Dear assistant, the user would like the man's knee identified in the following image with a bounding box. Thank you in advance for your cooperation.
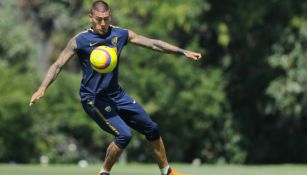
[115,132,132,149]
[145,122,160,141]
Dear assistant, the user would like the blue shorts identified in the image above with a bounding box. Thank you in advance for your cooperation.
[81,91,160,149]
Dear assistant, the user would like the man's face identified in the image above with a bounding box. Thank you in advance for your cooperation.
[89,10,111,35]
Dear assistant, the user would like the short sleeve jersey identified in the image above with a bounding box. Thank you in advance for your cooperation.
[75,26,129,101]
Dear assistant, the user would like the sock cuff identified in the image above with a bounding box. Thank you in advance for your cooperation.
[99,167,110,174]
[160,165,170,175]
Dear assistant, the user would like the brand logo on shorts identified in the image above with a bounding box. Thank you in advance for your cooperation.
[105,106,111,112]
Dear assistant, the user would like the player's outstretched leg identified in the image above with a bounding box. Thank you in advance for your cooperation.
[147,137,192,175]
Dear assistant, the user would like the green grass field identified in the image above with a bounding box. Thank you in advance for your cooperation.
[1,163,307,175]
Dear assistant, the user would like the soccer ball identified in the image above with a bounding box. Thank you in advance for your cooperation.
[90,46,118,73]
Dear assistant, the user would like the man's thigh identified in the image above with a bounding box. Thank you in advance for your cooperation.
[118,99,159,137]
[82,98,131,137]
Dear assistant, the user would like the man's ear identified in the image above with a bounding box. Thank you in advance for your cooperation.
[89,13,93,22]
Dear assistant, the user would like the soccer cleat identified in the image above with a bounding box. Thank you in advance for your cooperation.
[97,173,110,175]
[166,168,192,175]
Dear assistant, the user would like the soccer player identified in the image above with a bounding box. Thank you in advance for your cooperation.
[29,1,202,175]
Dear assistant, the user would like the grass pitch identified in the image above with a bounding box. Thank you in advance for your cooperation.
[0,163,307,175]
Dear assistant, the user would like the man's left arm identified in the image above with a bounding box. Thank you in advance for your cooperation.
[128,30,202,61]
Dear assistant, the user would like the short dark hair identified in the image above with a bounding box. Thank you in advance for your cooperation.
[90,0,109,14]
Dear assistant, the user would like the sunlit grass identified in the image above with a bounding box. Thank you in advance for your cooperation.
[1,163,307,175]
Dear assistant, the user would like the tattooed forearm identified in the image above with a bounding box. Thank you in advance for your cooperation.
[40,63,62,89]
[151,40,180,53]
[39,38,76,90]
[128,30,182,54]
[103,142,123,171]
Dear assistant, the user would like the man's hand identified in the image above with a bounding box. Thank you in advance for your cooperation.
[183,50,202,61]
[29,87,46,107]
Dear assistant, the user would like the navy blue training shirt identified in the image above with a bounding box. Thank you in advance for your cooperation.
[75,26,129,101]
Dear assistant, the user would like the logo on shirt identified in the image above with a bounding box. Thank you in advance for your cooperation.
[90,42,98,47]
[111,37,118,46]
[105,106,112,112]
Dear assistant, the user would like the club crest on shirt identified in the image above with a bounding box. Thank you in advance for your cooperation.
[111,37,118,46]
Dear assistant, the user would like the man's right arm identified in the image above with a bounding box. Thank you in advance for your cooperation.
[29,37,77,107]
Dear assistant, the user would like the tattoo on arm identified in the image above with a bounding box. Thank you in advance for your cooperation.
[39,37,77,89]
[128,30,183,54]
[151,40,183,54]
[39,63,61,89]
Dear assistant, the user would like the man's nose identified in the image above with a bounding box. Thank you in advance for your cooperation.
[100,20,106,26]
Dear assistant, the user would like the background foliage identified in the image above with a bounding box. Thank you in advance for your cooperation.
[0,0,307,164]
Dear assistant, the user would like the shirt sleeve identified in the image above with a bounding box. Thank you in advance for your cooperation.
[122,29,129,46]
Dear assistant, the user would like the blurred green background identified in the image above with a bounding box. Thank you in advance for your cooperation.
[1,0,307,166]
